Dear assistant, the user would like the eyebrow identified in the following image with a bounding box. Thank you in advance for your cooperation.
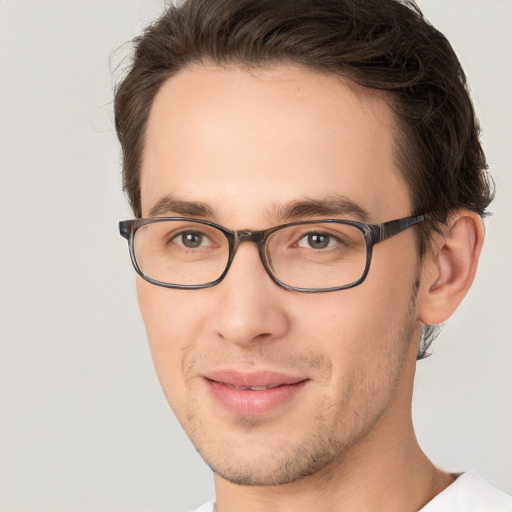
[147,193,370,222]
[272,196,370,222]
[148,195,215,218]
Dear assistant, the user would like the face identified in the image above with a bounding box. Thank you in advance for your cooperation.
[137,65,424,486]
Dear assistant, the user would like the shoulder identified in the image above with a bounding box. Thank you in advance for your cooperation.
[421,471,512,512]
[189,499,215,512]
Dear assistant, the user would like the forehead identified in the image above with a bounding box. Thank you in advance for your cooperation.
[140,65,411,224]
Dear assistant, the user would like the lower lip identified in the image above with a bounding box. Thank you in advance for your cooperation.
[205,379,308,416]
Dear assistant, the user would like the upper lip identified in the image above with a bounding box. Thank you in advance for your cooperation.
[204,369,308,389]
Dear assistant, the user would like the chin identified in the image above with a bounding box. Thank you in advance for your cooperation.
[193,421,350,487]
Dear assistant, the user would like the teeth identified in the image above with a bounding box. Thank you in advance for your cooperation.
[225,384,280,390]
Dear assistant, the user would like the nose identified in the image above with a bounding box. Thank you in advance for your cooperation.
[212,242,290,346]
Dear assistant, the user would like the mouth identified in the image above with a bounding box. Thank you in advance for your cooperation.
[203,370,309,417]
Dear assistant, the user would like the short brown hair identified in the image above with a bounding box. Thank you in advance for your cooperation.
[114,0,494,356]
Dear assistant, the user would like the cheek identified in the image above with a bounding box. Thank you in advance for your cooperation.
[310,275,417,425]
[306,250,419,375]
[136,279,207,406]
[137,278,205,343]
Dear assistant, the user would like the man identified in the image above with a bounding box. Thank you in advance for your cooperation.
[115,0,511,510]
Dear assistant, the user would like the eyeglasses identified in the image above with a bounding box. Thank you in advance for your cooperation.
[119,214,427,293]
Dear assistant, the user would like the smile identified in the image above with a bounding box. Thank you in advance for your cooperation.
[203,370,309,417]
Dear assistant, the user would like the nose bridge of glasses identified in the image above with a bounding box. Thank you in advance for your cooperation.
[228,229,270,272]
[234,229,266,245]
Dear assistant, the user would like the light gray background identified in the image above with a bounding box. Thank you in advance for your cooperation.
[0,1,510,511]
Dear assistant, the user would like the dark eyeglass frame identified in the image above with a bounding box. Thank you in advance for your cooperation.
[119,214,428,293]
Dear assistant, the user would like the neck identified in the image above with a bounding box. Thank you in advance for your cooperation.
[213,344,453,512]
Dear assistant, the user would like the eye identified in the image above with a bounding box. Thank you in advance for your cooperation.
[173,231,209,248]
[297,232,337,250]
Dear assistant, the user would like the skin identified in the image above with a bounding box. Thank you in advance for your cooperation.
[136,65,483,512]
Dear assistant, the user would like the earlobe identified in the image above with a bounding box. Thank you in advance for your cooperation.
[417,209,485,325]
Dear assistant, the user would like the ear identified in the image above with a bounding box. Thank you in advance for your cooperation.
[417,209,485,325]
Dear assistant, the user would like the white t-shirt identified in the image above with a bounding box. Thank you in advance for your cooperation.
[190,471,512,512]
[420,471,512,511]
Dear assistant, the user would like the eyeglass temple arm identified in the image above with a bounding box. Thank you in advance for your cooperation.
[374,213,429,243]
